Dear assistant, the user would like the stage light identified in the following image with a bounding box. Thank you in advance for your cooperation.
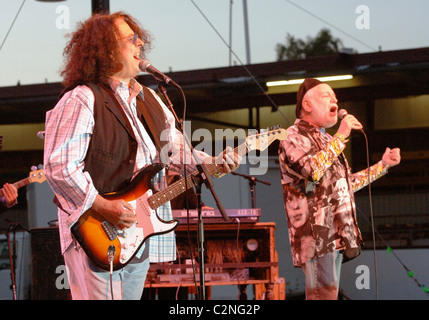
[266,74,353,87]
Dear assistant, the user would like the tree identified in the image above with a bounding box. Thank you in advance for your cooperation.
[276,28,349,61]
[275,34,306,60]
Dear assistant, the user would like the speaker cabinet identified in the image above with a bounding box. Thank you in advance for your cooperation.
[31,227,70,300]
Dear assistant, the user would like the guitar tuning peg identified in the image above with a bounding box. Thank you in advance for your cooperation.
[38,164,44,169]
[31,165,37,171]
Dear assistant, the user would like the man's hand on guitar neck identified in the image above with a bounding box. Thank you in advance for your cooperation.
[91,194,137,230]
[205,146,242,177]
[2,183,18,208]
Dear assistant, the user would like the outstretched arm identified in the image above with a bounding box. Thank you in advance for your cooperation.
[352,147,401,192]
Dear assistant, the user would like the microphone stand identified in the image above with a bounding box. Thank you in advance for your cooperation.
[156,81,229,300]
[231,171,271,208]
[230,172,270,300]
[5,218,30,300]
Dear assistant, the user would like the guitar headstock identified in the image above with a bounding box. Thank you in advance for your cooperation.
[28,168,46,184]
[246,126,287,152]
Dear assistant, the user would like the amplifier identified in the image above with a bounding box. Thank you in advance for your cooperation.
[172,208,261,224]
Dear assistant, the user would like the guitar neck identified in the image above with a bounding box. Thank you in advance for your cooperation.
[148,142,248,210]
[0,177,31,197]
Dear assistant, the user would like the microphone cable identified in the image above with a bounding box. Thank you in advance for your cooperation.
[107,245,116,300]
[157,81,207,300]
[360,128,379,300]
[355,205,429,298]
[338,109,378,299]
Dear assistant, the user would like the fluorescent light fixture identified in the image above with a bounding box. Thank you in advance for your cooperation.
[266,79,304,86]
[266,74,353,87]
[316,75,353,82]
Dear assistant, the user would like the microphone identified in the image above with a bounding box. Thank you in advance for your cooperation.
[338,109,348,119]
[338,108,365,133]
[37,131,45,140]
[139,60,180,88]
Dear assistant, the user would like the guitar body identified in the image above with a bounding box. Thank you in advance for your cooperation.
[71,164,179,271]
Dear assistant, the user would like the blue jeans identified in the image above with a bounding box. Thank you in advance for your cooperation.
[63,241,150,300]
[302,251,343,300]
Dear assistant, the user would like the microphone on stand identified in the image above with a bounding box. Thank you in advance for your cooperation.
[139,60,180,88]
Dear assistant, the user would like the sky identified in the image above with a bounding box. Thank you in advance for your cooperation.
[0,0,428,87]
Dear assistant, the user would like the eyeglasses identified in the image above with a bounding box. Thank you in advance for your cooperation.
[119,33,141,46]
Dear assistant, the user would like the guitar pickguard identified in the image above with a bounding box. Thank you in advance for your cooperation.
[115,189,178,264]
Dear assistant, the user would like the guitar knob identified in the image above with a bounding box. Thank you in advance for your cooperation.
[122,243,129,249]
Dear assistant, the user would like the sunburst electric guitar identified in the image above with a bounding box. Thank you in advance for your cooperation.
[1,168,45,198]
[71,128,287,271]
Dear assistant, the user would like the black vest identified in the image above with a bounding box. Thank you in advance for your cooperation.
[60,83,169,194]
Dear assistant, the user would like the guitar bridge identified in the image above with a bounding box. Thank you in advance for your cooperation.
[101,221,117,241]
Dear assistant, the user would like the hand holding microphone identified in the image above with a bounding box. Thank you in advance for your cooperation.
[337,109,363,138]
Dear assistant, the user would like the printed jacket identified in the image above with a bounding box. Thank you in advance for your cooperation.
[279,119,389,267]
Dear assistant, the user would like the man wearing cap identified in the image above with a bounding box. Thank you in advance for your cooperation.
[278,78,401,299]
